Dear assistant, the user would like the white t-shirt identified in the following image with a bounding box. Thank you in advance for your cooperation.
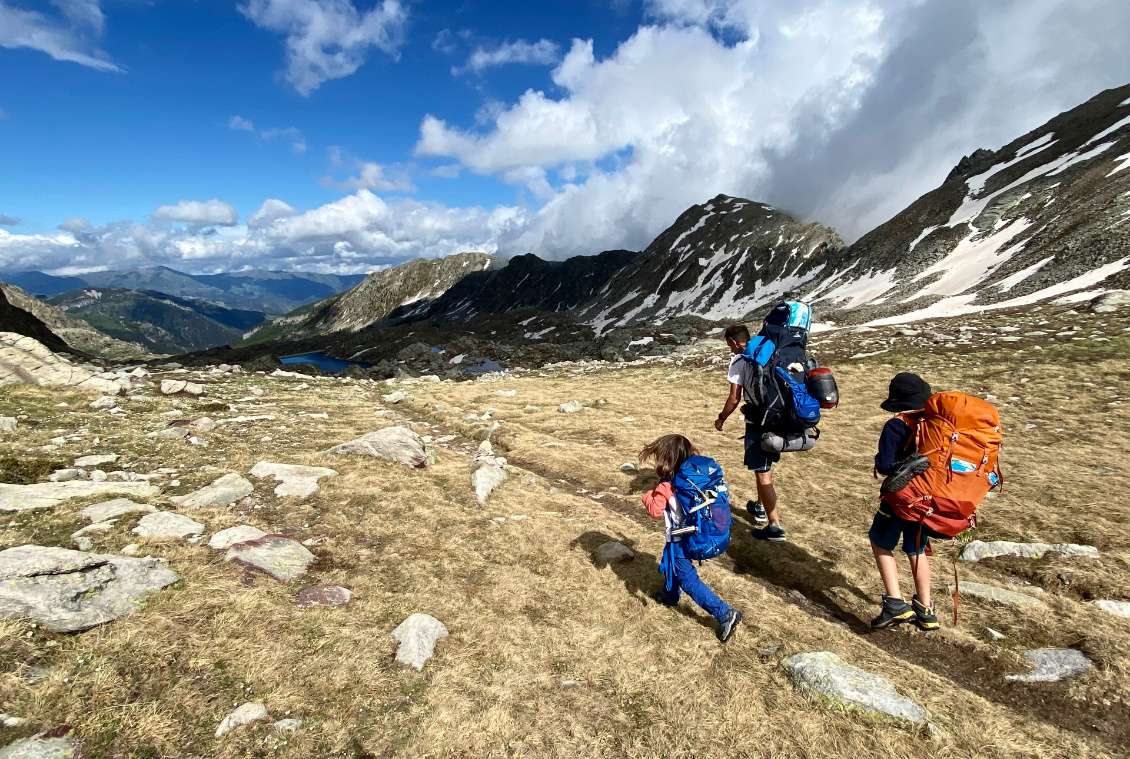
[728,354,756,404]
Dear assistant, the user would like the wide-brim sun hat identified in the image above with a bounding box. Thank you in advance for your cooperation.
[880,372,932,413]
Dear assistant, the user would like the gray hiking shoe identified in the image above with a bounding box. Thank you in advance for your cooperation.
[719,608,743,643]
[751,524,786,542]
[747,500,769,524]
[870,595,915,629]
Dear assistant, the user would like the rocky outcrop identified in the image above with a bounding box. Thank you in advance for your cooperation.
[0,333,124,394]
[0,286,69,353]
[780,652,929,724]
[249,461,338,498]
[1006,649,1094,683]
[959,540,1100,562]
[224,535,317,581]
[169,474,254,509]
[0,481,160,512]
[325,427,434,467]
[0,545,180,632]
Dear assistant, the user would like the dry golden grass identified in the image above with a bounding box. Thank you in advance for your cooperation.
[0,320,1128,758]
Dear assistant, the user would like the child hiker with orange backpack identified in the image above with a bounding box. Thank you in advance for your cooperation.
[869,373,1003,631]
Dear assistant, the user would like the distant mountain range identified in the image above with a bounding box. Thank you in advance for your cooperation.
[46,288,269,355]
[4,266,365,315]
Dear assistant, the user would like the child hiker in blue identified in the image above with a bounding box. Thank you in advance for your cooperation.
[640,434,743,642]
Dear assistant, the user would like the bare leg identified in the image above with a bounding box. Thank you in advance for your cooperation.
[908,553,932,606]
[871,542,902,598]
[756,470,779,526]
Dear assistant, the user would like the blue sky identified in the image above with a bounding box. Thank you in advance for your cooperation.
[1,0,1129,275]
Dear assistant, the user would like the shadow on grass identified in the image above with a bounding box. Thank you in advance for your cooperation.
[571,530,719,634]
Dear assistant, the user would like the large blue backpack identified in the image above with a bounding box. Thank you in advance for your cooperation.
[659,455,733,590]
[740,301,821,433]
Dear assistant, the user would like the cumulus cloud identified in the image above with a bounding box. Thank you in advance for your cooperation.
[454,39,561,76]
[0,0,121,72]
[239,0,408,96]
[0,214,20,226]
[0,192,523,275]
[320,160,416,192]
[152,200,240,229]
[416,0,1130,256]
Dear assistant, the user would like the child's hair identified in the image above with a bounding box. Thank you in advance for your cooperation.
[639,434,698,480]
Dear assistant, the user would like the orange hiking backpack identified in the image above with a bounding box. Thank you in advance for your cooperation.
[882,391,1003,538]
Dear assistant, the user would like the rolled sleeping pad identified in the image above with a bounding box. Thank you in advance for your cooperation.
[805,367,839,409]
[760,429,818,453]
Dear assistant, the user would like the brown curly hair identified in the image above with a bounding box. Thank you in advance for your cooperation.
[639,434,698,480]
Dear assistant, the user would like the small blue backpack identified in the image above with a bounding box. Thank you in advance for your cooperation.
[671,455,732,561]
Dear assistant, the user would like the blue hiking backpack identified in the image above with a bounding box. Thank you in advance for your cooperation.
[659,455,732,590]
[740,301,821,433]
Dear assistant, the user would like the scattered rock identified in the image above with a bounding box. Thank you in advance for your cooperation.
[273,718,302,733]
[542,442,566,448]
[225,535,316,581]
[325,427,434,468]
[1094,600,1130,619]
[491,390,516,397]
[88,470,107,483]
[72,537,94,552]
[248,461,338,498]
[557,400,583,413]
[391,613,448,670]
[986,627,1007,641]
[1092,290,1130,314]
[80,499,157,522]
[0,545,180,632]
[471,462,508,504]
[159,380,205,396]
[619,462,637,472]
[594,541,634,565]
[949,581,1043,606]
[1006,649,1094,683]
[216,702,268,737]
[192,417,216,432]
[0,714,26,728]
[170,474,254,509]
[73,454,118,468]
[0,734,80,759]
[89,396,117,411]
[48,469,86,483]
[960,540,1099,562]
[147,427,190,440]
[295,585,351,607]
[0,481,159,512]
[188,436,207,447]
[780,652,929,725]
[381,391,408,404]
[208,525,267,550]
[0,417,17,433]
[132,512,204,540]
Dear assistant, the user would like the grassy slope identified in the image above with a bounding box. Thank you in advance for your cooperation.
[0,306,1127,758]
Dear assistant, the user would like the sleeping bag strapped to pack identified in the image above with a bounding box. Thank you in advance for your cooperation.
[739,301,824,434]
[881,391,1003,537]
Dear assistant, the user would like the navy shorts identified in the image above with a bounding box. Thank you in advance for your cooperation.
[868,504,945,555]
[744,423,779,473]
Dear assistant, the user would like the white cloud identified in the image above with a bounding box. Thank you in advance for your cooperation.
[454,39,561,76]
[0,0,120,72]
[58,217,91,233]
[152,199,239,229]
[229,115,255,131]
[0,214,20,226]
[248,199,299,229]
[239,0,408,96]
[320,161,416,192]
[415,0,1130,257]
[229,118,307,153]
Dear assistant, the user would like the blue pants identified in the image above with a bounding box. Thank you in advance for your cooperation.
[658,542,732,622]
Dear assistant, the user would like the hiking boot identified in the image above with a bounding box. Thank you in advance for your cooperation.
[751,524,786,542]
[651,590,679,607]
[746,500,769,524]
[880,453,932,495]
[870,595,915,629]
[719,608,743,643]
[912,595,939,630]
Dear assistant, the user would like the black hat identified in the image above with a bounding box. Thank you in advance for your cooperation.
[881,373,932,413]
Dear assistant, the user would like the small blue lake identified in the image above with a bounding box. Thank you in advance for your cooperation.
[463,358,505,374]
[280,352,371,373]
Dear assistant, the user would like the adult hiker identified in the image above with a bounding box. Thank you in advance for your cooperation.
[714,301,817,542]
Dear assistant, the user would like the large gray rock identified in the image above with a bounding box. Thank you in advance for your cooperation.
[225,535,316,581]
[80,499,157,522]
[216,702,268,737]
[169,474,254,509]
[0,734,80,759]
[1006,649,1094,683]
[1092,290,1130,313]
[208,525,267,550]
[0,545,180,633]
[557,400,583,413]
[74,454,118,468]
[0,481,160,512]
[48,469,86,483]
[132,512,204,540]
[325,427,434,468]
[948,581,1043,606]
[471,461,508,504]
[1094,600,1130,619]
[0,333,123,395]
[392,613,448,670]
[780,652,929,724]
[0,417,16,433]
[249,461,338,498]
[960,540,1099,562]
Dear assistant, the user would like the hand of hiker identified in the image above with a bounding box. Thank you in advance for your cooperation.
[714,416,725,431]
